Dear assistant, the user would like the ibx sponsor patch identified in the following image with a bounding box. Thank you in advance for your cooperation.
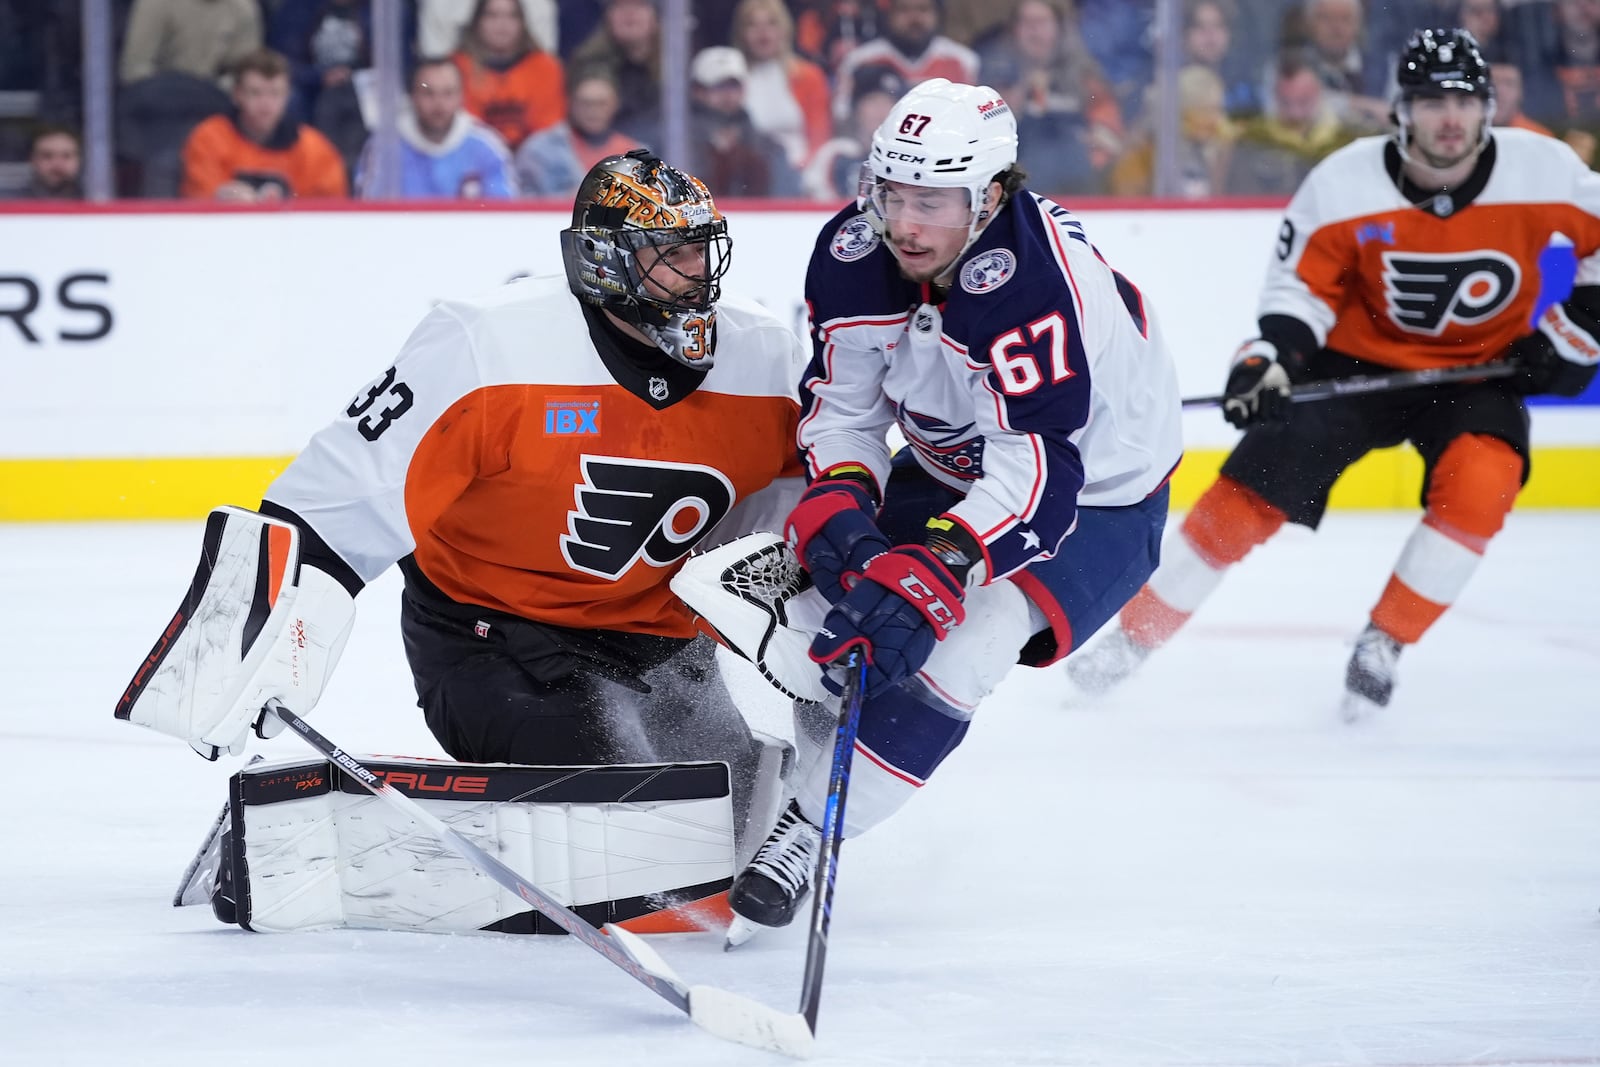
[544,397,601,435]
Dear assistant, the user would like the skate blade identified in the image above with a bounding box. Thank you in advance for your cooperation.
[1339,692,1382,724]
[723,913,764,951]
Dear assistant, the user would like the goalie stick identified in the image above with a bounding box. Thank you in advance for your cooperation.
[263,700,816,1059]
[1181,360,1516,409]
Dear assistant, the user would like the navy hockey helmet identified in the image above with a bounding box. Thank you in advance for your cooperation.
[1392,28,1495,156]
[561,149,733,368]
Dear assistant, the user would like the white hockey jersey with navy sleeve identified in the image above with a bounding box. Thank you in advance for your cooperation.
[799,195,1183,581]
[264,274,806,638]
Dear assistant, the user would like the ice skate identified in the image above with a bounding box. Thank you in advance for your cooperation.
[1065,624,1152,697]
[1341,625,1401,723]
[725,801,821,949]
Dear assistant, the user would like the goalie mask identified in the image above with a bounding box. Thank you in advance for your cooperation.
[1392,28,1495,162]
[858,78,1019,269]
[561,149,733,368]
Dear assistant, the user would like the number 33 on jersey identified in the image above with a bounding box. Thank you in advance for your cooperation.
[265,274,805,637]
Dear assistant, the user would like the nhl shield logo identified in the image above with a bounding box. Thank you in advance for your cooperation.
[830,215,880,262]
[961,249,1016,294]
[649,377,670,401]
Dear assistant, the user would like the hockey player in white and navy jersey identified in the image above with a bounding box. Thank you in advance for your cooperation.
[689,78,1184,938]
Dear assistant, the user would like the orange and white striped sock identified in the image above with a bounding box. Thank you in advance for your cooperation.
[1367,433,1521,645]
[1122,476,1286,650]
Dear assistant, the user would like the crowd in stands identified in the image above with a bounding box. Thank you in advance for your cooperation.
[5,0,1600,203]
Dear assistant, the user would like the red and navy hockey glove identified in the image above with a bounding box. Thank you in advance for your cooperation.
[784,467,891,604]
[808,545,966,697]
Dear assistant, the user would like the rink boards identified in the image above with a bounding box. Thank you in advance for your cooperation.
[1,203,1596,520]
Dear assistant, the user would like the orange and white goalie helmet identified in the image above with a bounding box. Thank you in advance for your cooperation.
[561,149,733,368]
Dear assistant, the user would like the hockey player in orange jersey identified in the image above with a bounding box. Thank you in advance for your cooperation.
[118,152,811,929]
[1067,28,1600,721]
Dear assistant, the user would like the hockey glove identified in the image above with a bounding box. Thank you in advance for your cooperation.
[809,545,966,698]
[1508,300,1600,397]
[1222,339,1293,429]
[784,467,891,604]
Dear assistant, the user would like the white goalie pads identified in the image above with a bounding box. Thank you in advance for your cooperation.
[672,532,831,703]
[182,755,738,935]
[115,506,357,760]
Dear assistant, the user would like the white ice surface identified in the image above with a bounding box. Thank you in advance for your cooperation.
[2,513,1597,1066]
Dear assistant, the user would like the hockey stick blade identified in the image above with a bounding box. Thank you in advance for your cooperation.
[265,701,817,1058]
[690,983,816,1058]
[1182,360,1516,409]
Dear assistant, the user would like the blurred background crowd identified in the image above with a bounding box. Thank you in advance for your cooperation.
[0,0,1594,204]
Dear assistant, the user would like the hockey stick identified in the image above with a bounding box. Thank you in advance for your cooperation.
[797,652,868,1035]
[1181,360,1517,409]
[264,700,816,1058]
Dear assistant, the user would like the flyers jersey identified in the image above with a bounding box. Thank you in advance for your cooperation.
[265,275,805,638]
[1262,127,1600,370]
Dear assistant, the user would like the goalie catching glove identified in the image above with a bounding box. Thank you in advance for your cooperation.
[114,506,356,760]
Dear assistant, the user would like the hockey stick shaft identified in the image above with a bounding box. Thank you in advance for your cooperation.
[798,652,867,1034]
[263,700,691,1013]
[1181,360,1516,409]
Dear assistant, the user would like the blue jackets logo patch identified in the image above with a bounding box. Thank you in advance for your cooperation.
[830,215,880,262]
[960,249,1016,294]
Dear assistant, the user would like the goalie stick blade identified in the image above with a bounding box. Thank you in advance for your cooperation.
[689,985,815,1060]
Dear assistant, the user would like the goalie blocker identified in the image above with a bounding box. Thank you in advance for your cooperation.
[114,506,356,760]
[178,754,741,935]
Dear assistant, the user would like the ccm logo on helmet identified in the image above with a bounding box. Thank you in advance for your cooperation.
[886,151,927,163]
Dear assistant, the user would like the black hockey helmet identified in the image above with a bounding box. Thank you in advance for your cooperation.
[560,148,733,368]
[1392,28,1495,158]
[1395,27,1493,103]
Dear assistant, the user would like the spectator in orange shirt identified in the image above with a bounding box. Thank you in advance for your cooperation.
[181,49,348,201]
[1490,62,1555,136]
[452,0,565,150]
[732,0,832,169]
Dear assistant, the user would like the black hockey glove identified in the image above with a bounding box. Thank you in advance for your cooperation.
[1504,327,1593,398]
[1222,339,1293,429]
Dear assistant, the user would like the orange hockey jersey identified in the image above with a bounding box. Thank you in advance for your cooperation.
[1260,127,1600,370]
[180,114,348,199]
[264,276,806,637]
[453,50,565,150]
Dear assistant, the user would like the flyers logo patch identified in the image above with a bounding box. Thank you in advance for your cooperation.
[562,457,735,579]
[1381,251,1520,336]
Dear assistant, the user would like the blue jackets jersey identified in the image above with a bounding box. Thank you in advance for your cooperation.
[800,192,1183,581]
